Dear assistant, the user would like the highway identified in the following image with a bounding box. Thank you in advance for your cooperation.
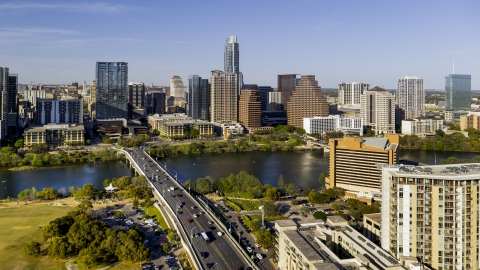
[129,148,252,270]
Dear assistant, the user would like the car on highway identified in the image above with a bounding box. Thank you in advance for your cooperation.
[164,255,174,260]
[256,253,263,260]
[170,186,175,191]
[187,219,193,223]
[193,214,198,218]
[217,231,223,236]
[246,247,253,253]
[207,221,213,225]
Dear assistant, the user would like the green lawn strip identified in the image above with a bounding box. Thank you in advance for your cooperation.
[178,253,194,270]
[228,198,265,211]
[146,206,175,244]
[249,214,286,222]
[0,204,71,270]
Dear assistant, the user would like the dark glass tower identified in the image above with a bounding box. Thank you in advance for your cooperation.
[95,62,128,119]
[445,74,471,110]
[187,75,210,120]
[224,36,239,74]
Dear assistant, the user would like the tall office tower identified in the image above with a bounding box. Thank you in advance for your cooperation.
[145,91,165,115]
[338,82,370,106]
[328,134,399,192]
[224,36,239,74]
[278,74,299,110]
[0,68,8,140]
[36,99,83,125]
[360,86,395,135]
[187,75,210,120]
[286,75,329,128]
[95,62,128,119]
[128,82,145,119]
[396,76,424,119]
[258,86,273,111]
[239,88,261,130]
[380,164,480,270]
[267,92,283,111]
[210,70,239,122]
[6,74,18,113]
[25,89,46,105]
[445,74,471,110]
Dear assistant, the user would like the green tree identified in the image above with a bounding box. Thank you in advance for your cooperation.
[263,201,279,217]
[133,198,139,209]
[14,139,24,148]
[254,229,276,249]
[284,183,299,196]
[25,241,41,257]
[196,176,213,194]
[102,137,112,144]
[47,237,72,259]
[18,188,31,203]
[265,187,281,201]
[77,200,93,212]
[36,188,59,200]
[103,178,111,187]
[313,211,327,221]
[318,172,329,189]
[162,243,170,254]
[331,203,341,211]
[277,175,285,191]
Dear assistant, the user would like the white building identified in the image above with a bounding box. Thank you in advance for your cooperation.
[169,76,186,107]
[25,89,46,105]
[36,99,83,125]
[360,87,395,135]
[397,76,425,119]
[401,117,443,135]
[338,82,369,106]
[303,115,363,136]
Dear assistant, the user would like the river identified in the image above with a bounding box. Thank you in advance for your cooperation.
[1,150,479,199]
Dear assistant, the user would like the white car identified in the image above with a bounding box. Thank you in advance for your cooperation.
[170,186,175,191]
[193,214,198,218]
[207,221,213,225]
[246,247,253,253]
[256,253,263,260]
[217,231,223,236]
[191,206,196,209]
[255,243,262,248]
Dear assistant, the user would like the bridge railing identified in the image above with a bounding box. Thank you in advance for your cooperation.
[121,150,203,270]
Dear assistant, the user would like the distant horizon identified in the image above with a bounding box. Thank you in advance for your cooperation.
[1,1,478,89]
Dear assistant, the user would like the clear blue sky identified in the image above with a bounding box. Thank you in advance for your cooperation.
[1,0,479,89]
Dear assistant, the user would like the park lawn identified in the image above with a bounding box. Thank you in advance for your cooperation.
[0,204,72,270]
[106,262,139,270]
[250,214,286,222]
[224,191,253,199]
[146,205,175,243]
[228,198,266,211]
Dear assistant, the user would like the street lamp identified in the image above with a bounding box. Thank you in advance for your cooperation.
[259,205,265,228]
[190,226,197,238]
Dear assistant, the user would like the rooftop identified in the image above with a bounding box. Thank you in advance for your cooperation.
[381,163,480,180]
[284,230,325,262]
[275,219,297,228]
[364,213,381,224]
[327,216,347,224]
[313,263,341,270]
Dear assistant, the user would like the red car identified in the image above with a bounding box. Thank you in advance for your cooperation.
[187,219,193,224]
[236,216,241,220]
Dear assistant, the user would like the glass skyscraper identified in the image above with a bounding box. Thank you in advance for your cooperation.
[187,75,210,120]
[94,62,128,119]
[224,36,239,74]
[445,74,471,111]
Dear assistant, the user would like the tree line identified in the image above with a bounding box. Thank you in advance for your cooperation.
[400,128,480,152]
[25,201,149,268]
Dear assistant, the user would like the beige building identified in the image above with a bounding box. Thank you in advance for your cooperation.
[380,164,480,270]
[210,70,239,122]
[24,124,85,149]
[287,75,329,128]
[146,114,213,139]
[360,87,395,135]
[328,134,399,192]
[274,217,407,270]
[363,213,382,244]
[401,117,443,135]
[460,112,480,131]
[238,89,261,130]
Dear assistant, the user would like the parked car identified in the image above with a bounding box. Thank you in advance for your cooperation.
[256,253,263,260]
[255,243,262,248]
[187,219,193,223]
[246,247,253,253]
[193,214,198,218]
[208,221,213,225]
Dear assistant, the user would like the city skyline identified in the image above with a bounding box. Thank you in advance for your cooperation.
[0,1,479,88]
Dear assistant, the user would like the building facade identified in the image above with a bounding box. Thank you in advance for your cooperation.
[445,74,471,111]
[145,91,166,115]
[397,76,425,119]
[36,99,84,125]
[328,134,399,192]
[360,87,396,135]
[24,124,85,149]
[187,75,210,121]
[128,82,145,119]
[258,86,274,111]
[224,36,239,74]
[95,62,128,119]
[380,164,480,270]
[278,74,298,110]
[238,89,261,130]
[338,82,369,106]
[303,115,363,136]
[460,112,480,131]
[25,89,46,105]
[210,70,239,122]
[401,117,443,135]
[267,92,283,111]
[287,75,329,128]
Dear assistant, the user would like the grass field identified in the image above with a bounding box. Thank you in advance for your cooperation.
[0,204,72,270]
[228,198,266,211]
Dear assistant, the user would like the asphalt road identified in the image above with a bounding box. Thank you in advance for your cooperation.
[129,148,252,270]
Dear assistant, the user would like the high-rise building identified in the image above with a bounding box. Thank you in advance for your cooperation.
[224,36,239,74]
[210,70,239,122]
[380,163,480,270]
[460,112,480,131]
[0,67,8,140]
[95,62,128,119]
[303,115,363,136]
[258,86,274,111]
[238,88,261,130]
[278,74,299,110]
[187,75,210,121]
[338,82,369,106]
[328,134,399,192]
[145,91,166,115]
[36,99,84,125]
[25,89,46,105]
[267,92,283,111]
[286,75,329,128]
[6,74,18,114]
[396,76,424,119]
[360,86,396,135]
[445,74,471,110]
[128,82,145,119]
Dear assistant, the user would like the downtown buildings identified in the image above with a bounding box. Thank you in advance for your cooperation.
[94,62,128,119]
[360,87,396,135]
[0,67,19,140]
[445,74,471,111]
[397,77,425,119]
[338,82,369,106]
[187,75,210,121]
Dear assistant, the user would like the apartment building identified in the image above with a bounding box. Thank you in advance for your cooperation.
[210,70,239,122]
[380,164,480,270]
[338,82,369,106]
[328,134,399,192]
[363,213,382,244]
[287,75,329,128]
[238,89,261,130]
[36,98,83,125]
[401,117,443,135]
[303,115,363,136]
[360,87,395,135]
[460,112,480,131]
[24,123,85,149]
